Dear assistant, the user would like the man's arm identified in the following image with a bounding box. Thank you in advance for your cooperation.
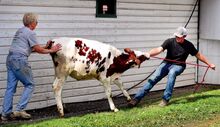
[195,52,215,70]
[149,46,164,57]
[32,43,61,54]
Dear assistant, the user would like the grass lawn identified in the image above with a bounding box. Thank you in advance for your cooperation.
[2,89,220,127]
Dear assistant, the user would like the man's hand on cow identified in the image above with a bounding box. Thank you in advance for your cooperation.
[51,43,62,53]
[45,40,54,49]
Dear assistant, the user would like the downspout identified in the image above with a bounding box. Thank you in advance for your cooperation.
[196,0,201,83]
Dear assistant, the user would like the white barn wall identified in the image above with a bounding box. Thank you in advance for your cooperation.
[198,39,220,84]
[0,0,198,112]
[199,0,220,84]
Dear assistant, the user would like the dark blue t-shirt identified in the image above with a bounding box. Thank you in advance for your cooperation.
[161,38,198,66]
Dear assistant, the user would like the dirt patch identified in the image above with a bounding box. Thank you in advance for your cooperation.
[0,84,219,125]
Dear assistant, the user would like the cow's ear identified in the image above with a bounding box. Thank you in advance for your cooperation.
[124,48,132,53]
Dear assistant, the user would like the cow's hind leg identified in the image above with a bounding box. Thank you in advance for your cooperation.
[102,81,119,112]
[113,79,131,101]
[53,76,66,117]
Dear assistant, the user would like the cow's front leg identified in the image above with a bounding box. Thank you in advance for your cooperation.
[102,81,119,112]
[53,76,66,117]
[114,79,131,101]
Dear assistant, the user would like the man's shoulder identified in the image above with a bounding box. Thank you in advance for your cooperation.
[164,38,175,43]
[19,26,36,35]
[184,39,193,45]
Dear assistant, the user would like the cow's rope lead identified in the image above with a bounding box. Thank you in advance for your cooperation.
[114,0,208,99]
[114,56,210,98]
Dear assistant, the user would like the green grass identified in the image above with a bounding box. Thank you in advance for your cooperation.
[3,89,220,127]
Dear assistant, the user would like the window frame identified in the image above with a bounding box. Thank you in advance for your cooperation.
[96,0,117,18]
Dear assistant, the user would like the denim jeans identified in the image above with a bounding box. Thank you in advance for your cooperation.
[134,62,185,102]
[2,53,34,116]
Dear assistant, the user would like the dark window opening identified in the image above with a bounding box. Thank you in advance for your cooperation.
[96,0,117,18]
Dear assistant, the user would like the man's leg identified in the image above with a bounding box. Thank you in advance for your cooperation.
[2,67,18,118]
[162,64,185,103]
[16,60,34,111]
[13,60,34,119]
[132,62,170,103]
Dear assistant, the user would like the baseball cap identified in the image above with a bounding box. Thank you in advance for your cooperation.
[173,26,187,37]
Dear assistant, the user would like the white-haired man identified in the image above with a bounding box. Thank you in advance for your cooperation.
[128,26,215,107]
[1,13,61,121]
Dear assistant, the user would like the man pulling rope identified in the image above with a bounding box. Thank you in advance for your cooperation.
[128,26,215,107]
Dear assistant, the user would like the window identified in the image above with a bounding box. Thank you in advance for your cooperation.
[96,0,117,18]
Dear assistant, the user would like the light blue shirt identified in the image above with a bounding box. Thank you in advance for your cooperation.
[9,26,39,57]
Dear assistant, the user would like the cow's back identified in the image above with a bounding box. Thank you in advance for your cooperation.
[51,37,121,80]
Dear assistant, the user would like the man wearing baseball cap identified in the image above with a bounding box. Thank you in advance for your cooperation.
[128,26,215,107]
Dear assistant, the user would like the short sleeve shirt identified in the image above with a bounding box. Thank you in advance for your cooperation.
[161,38,198,66]
[9,26,39,57]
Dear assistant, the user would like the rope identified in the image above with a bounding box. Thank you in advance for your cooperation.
[151,56,210,92]
[114,0,203,98]
[152,56,208,67]
[114,56,210,98]
[114,70,155,98]
[193,66,210,93]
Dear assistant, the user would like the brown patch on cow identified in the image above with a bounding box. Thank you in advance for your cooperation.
[75,40,83,48]
[106,53,135,77]
[75,40,102,63]
[75,40,90,56]
[83,44,89,51]
[136,55,148,68]
[87,49,102,63]
[124,48,141,66]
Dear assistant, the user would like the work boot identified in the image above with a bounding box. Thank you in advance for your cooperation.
[13,110,31,120]
[159,99,169,107]
[1,113,15,121]
[127,98,139,108]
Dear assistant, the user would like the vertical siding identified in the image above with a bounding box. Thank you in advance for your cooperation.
[199,0,220,84]
[0,0,198,112]
[198,39,220,84]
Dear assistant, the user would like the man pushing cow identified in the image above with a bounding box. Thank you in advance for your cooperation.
[1,12,150,120]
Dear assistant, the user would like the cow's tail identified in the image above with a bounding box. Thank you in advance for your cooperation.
[46,40,58,67]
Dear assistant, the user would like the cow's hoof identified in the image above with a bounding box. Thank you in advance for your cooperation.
[59,113,64,118]
[114,108,119,112]
[126,98,131,102]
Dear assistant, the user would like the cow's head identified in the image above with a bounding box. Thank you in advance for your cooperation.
[124,48,150,68]
[106,48,150,77]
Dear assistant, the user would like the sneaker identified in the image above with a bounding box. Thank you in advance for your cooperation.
[159,99,169,107]
[127,98,139,108]
[13,111,31,120]
[1,113,15,121]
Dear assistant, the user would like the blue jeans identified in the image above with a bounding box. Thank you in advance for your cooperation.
[134,62,185,102]
[2,53,34,116]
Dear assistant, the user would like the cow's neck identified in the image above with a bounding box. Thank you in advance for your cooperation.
[106,53,134,77]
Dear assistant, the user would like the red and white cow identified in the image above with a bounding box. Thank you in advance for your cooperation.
[48,37,149,117]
